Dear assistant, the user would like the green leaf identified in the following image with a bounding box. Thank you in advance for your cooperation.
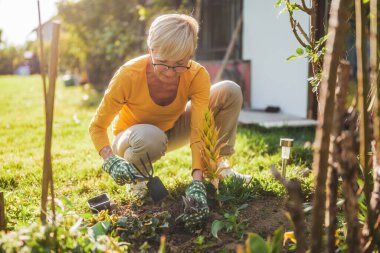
[117,217,129,228]
[194,235,205,245]
[211,220,225,238]
[247,233,270,253]
[278,7,288,16]
[363,0,369,3]
[286,55,297,61]
[274,0,282,7]
[269,226,284,253]
[237,203,249,211]
[102,220,112,232]
[81,212,93,219]
[218,194,235,202]
[224,213,232,219]
[316,34,329,45]
[88,220,111,240]
[296,48,304,55]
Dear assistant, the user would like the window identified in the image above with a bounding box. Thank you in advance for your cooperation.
[196,0,243,61]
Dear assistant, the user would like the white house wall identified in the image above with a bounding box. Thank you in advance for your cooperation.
[243,0,309,118]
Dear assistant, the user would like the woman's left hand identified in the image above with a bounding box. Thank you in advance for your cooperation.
[177,180,209,232]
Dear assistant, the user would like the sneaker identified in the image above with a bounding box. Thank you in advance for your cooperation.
[126,180,148,198]
[218,160,252,183]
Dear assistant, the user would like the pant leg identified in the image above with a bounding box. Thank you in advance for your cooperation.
[166,102,192,152]
[167,80,242,156]
[112,124,168,173]
[210,80,243,156]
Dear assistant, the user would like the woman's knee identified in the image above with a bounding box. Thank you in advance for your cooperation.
[223,80,243,101]
[212,80,243,106]
[119,124,168,163]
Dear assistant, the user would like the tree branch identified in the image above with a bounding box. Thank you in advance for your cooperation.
[271,166,308,253]
[289,14,308,47]
[296,22,312,44]
[300,0,313,14]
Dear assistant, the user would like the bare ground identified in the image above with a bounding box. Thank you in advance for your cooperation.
[111,196,292,252]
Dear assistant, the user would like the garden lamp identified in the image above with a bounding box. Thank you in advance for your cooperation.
[280,138,294,177]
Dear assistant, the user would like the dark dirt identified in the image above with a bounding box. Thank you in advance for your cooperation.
[111,196,294,252]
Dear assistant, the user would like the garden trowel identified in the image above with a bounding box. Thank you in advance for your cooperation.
[132,153,168,203]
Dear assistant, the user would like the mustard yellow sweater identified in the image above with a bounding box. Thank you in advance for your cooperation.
[89,55,211,170]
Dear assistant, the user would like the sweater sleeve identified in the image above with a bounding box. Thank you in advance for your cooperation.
[88,67,131,153]
[188,67,211,170]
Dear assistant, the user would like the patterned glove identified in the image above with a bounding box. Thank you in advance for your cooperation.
[102,155,143,185]
[178,180,209,232]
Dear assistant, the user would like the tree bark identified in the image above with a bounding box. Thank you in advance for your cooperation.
[0,192,6,231]
[310,0,352,252]
[362,0,380,250]
[41,22,60,224]
[340,126,361,253]
[271,166,307,253]
[326,61,350,253]
[355,0,375,250]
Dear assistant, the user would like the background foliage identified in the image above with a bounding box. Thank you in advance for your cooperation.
[57,0,193,91]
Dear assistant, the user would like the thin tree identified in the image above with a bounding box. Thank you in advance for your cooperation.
[310,0,352,252]
[325,61,351,253]
[362,0,380,250]
[355,1,375,251]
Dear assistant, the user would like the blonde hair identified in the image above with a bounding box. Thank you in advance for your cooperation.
[147,14,199,61]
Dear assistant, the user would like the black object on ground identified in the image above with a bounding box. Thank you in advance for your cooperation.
[147,176,169,204]
[265,106,280,113]
[133,153,169,204]
[88,193,111,213]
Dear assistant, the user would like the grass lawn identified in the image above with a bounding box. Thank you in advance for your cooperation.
[0,75,315,235]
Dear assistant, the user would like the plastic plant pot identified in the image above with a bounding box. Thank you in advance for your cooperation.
[87,193,111,213]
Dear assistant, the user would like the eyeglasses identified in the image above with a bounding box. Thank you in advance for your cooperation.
[151,59,192,73]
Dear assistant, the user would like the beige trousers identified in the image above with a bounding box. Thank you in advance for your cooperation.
[112,80,243,169]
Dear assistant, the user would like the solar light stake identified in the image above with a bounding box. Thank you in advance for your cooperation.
[280,138,294,177]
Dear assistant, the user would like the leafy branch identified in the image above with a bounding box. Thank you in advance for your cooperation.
[275,0,324,91]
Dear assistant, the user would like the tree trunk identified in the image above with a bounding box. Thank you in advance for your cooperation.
[310,0,352,252]
[340,126,361,253]
[363,0,380,250]
[355,0,375,250]
[326,61,350,253]
[271,166,307,253]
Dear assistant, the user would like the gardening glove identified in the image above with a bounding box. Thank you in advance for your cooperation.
[179,180,209,232]
[102,155,143,185]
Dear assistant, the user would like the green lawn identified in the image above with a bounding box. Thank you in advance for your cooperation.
[0,75,315,230]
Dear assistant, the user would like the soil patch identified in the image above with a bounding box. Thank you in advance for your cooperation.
[111,196,292,252]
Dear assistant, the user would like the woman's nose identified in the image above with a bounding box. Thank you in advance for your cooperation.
[165,68,177,76]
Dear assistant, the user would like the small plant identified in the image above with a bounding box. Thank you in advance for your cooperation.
[199,109,228,191]
[211,204,249,240]
[193,235,217,252]
[236,226,284,253]
[218,176,255,206]
[111,211,170,244]
[288,145,313,168]
[0,200,126,252]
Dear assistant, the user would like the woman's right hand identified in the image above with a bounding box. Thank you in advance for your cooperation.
[102,155,142,185]
[100,146,114,160]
